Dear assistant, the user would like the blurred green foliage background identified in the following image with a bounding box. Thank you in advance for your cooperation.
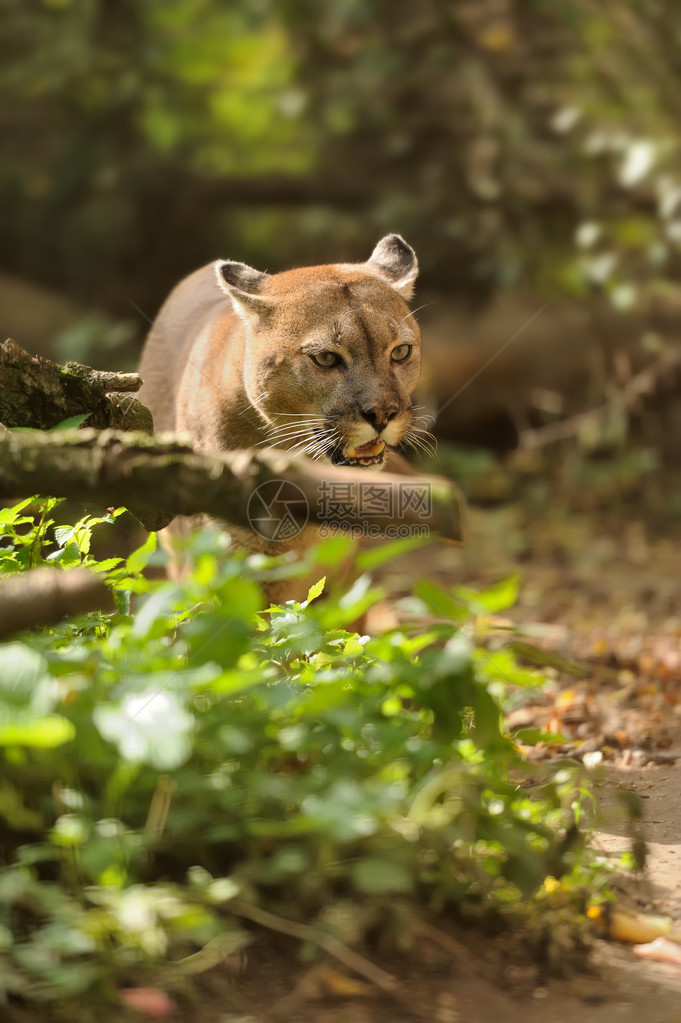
[2,0,681,440]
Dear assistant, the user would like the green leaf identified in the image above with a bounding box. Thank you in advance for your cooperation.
[49,814,89,846]
[125,531,157,575]
[0,497,35,526]
[0,711,75,748]
[131,586,182,639]
[509,641,586,678]
[50,414,90,431]
[46,542,81,567]
[352,858,413,894]
[87,557,123,573]
[0,781,44,830]
[305,576,326,605]
[414,580,469,624]
[0,645,49,706]
[0,552,19,573]
[473,648,541,688]
[356,534,429,571]
[306,535,354,568]
[210,668,271,697]
[455,575,520,614]
[53,526,75,548]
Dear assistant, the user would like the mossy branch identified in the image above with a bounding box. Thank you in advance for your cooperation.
[0,338,151,432]
[0,428,466,541]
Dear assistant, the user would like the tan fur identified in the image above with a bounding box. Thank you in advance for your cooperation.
[138,236,421,601]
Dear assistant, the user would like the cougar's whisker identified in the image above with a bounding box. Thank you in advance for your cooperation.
[411,412,436,427]
[263,426,316,443]
[256,428,315,449]
[265,420,327,439]
[399,301,438,324]
[238,390,268,415]
[269,412,328,419]
[403,426,438,460]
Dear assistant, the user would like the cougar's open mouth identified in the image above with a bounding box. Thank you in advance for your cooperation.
[332,436,386,467]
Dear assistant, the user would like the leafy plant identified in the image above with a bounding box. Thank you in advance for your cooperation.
[0,499,601,1005]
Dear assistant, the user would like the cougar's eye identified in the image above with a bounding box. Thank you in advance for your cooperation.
[311,351,342,368]
[391,343,412,363]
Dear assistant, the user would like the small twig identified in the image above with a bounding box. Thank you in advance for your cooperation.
[171,930,251,976]
[144,775,176,841]
[520,347,681,450]
[418,920,484,972]
[85,369,142,393]
[230,900,398,993]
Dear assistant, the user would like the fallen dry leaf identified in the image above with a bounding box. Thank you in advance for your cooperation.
[317,965,374,998]
[632,936,681,968]
[119,987,176,1018]
[588,905,673,944]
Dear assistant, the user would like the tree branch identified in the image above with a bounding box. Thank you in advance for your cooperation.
[519,346,681,450]
[0,338,151,432]
[0,568,113,639]
[0,429,466,542]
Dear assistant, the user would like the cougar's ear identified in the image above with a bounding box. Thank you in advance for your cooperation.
[214,260,273,321]
[367,234,419,301]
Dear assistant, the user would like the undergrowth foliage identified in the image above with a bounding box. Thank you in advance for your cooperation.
[0,499,601,1003]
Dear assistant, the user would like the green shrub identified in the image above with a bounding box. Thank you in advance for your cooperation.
[0,499,599,1003]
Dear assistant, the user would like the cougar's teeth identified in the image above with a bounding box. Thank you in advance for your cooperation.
[343,438,385,460]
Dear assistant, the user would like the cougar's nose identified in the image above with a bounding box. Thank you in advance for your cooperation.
[361,405,399,431]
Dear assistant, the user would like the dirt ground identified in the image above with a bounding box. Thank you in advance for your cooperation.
[192,764,681,1023]
[383,495,681,1023]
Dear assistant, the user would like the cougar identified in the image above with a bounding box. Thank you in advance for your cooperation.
[138,234,426,600]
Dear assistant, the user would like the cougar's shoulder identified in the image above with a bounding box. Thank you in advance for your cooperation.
[138,263,241,438]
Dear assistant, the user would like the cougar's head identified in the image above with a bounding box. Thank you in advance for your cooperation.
[214,234,427,468]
